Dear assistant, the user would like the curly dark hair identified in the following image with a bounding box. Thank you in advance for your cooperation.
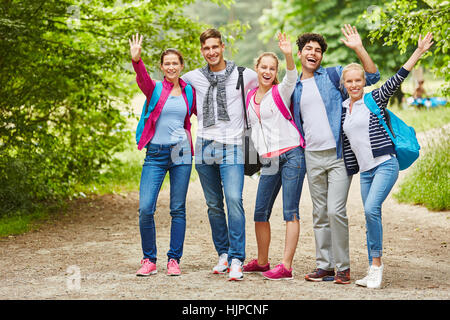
[296,33,328,53]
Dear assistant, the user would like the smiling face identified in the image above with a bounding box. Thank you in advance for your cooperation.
[201,37,225,71]
[343,68,366,101]
[298,40,323,73]
[255,54,278,89]
[160,53,183,83]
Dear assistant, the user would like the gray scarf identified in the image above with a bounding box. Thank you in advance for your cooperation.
[200,60,236,128]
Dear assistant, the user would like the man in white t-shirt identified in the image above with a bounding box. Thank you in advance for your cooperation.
[182,29,258,281]
[291,26,380,284]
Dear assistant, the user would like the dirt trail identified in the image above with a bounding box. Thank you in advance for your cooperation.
[0,126,449,300]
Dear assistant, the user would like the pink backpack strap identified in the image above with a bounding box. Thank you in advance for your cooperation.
[272,85,292,120]
[246,87,258,110]
[272,85,305,148]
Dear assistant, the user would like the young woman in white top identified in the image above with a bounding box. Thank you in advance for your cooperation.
[242,33,306,280]
[341,32,433,288]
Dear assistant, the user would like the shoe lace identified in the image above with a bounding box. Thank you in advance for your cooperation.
[230,259,242,269]
[168,259,178,268]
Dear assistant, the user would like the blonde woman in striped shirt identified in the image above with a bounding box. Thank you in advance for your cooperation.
[340,32,433,289]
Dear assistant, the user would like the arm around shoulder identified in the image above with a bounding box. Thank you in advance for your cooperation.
[244,68,258,92]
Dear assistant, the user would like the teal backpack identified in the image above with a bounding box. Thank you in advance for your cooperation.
[363,93,420,170]
[135,82,193,145]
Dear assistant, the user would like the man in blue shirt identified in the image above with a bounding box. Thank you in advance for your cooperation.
[291,25,380,284]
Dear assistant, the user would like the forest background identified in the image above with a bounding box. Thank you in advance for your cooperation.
[0,0,448,235]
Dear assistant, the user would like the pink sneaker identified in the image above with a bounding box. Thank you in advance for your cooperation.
[136,259,157,276]
[262,264,293,280]
[167,259,181,276]
[243,259,270,273]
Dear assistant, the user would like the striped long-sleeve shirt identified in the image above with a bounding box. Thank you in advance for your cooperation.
[341,67,410,175]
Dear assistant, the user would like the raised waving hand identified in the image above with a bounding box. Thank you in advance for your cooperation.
[340,24,363,50]
[278,32,295,70]
[417,32,434,53]
[129,33,143,63]
[278,32,292,56]
[403,32,433,71]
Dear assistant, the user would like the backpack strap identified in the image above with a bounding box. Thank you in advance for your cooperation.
[326,66,348,100]
[363,92,395,141]
[272,85,293,120]
[136,82,163,145]
[236,66,250,129]
[326,67,340,91]
[144,81,163,117]
[184,82,193,115]
[246,87,258,110]
[272,85,305,148]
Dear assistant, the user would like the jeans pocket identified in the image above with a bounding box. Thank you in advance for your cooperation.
[146,145,160,157]
[283,149,305,180]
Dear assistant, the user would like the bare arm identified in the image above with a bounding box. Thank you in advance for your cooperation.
[278,32,295,71]
[277,32,298,100]
[341,24,377,73]
[374,33,433,107]
[403,32,433,71]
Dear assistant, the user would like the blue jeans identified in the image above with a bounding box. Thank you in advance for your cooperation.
[194,138,245,263]
[139,142,192,263]
[254,147,306,222]
[360,156,399,265]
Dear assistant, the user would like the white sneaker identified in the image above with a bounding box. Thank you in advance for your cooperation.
[228,259,244,281]
[212,253,228,274]
[366,264,384,289]
[355,267,371,287]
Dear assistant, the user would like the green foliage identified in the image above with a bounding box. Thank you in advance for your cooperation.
[0,0,233,217]
[362,0,450,96]
[184,0,277,68]
[394,128,450,211]
[258,0,413,74]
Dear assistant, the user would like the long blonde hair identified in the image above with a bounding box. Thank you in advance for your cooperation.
[254,52,280,85]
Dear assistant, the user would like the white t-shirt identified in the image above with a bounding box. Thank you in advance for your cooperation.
[300,77,335,151]
[342,98,391,172]
[182,67,258,145]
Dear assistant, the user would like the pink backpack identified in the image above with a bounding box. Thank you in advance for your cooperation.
[246,85,305,148]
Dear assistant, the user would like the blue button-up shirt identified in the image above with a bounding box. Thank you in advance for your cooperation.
[291,65,380,159]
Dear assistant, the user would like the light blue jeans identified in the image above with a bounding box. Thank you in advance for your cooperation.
[360,156,399,265]
[194,138,245,263]
[139,142,192,263]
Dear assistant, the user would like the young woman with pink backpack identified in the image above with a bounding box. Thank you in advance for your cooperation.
[242,33,306,280]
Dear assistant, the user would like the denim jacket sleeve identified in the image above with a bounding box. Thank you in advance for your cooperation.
[335,66,380,97]
[364,68,381,86]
